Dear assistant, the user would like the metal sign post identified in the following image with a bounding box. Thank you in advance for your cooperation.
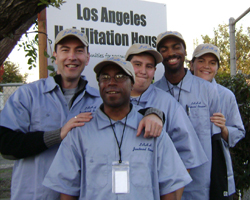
[229,7,250,76]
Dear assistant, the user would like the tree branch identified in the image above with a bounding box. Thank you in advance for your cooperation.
[0,15,37,65]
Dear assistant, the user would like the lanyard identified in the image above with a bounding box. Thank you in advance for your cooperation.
[166,79,183,102]
[136,93,143,105]
[108,115,128,163]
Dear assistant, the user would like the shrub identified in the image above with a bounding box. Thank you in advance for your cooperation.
[215,73,250,197]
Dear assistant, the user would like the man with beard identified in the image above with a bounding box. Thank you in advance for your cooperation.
[43,56,192,200]
[154,31,221,200]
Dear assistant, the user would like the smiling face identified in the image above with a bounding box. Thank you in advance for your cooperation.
[158,37,187,74]
[191,53,219,82]
[98,65,133,110]
[130,54,156,96]
[54,36,90,88]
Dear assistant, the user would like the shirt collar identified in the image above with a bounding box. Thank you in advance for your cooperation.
[211,78,217,86]
[44,76,58,93]
[85,82,100,97]
[43,75,99,97]
[130,84,154,103]
[96,104,140,130]
[161,69,193,93]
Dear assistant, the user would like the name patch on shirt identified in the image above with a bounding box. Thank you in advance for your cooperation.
[132,142,153,152]
[190,101,206,108]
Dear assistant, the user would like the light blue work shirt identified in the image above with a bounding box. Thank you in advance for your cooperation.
[130,84,207,169]
[212,78,245,195]
[154,70,221,200]
[0,76,102,200]
[43,105,192,200]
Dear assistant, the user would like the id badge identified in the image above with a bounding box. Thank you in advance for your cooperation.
[112,161,130,193]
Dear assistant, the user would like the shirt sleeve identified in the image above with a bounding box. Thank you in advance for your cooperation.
[43,130,82,197]
[0,86,62,159]
[0,126,47,159]
[157,131,192,195]
[167,105,208,169]
[207,84,221,135]
[223,94,245,147]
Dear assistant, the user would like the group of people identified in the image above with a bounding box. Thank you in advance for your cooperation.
[0,28,245,200]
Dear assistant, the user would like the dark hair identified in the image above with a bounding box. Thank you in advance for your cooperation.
[157,37,186,51]
[126,52,157,67]
[191,56,220,68]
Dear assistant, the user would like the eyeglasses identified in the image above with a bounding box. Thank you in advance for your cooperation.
[98,74,129,83]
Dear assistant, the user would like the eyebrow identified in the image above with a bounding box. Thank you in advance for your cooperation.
[101,70,125,75]
[132,59,155,66]
[197,57,217,62]
[160,42,182,49]
[131,60,142,63]
[59,45,85,49]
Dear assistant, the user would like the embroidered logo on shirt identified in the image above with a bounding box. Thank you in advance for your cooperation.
[190,101,206,108]
[82,105,98,113]
[132,142,153,152]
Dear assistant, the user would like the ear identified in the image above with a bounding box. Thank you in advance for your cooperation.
[190,62,195,74]
[185,50,187,56]
[190,62,194,71]
[131,82,134,91]
[85,52,90,66]
[53,51,58,65]
[215,65,219,75]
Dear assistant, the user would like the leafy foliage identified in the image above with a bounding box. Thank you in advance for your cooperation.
[1,61,27,83]
[216,73,250,196]
[201,24,250,75]
[38,0,66,8]
[44,51,57,76]
[18,21,39,70]
[17,0,65,73]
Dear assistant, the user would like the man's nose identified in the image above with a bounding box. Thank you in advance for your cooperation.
[68,51,77,60]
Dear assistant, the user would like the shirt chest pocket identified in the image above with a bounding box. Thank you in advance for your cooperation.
[189,106,208,118]
[85,155,108,189]
[130,154,153,188]
[30,106,63,131]
[189,106,210,135]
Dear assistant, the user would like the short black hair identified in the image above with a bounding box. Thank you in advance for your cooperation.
[157,37,186,51]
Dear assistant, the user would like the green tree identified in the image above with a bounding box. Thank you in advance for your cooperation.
[201,24,250,75]
[1,61,27,83]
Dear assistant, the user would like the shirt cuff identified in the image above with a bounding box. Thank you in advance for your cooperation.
[44,129,62,148]
[144,107,165,124]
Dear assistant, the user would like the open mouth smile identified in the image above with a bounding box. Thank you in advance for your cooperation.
[66,64,78,68]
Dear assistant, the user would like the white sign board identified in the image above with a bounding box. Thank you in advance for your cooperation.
[47,0,166,88]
